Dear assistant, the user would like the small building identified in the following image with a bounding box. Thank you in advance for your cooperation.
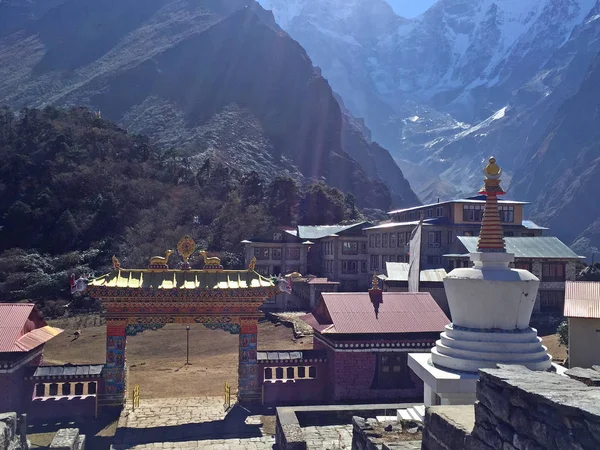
[316,222,372,291]
[297,290,449,403]
[381,262,449,317]
[243,227,308,277]
[0,304,62,413]
[366,196,545,272]
[447,236,583,316]
[243,222,372,292]
[564,281,600,368]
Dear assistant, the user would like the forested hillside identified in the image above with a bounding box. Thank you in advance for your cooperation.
[0,107,364,310]
[0,0,419,209]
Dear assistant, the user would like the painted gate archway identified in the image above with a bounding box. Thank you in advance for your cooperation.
[87,237,278,406]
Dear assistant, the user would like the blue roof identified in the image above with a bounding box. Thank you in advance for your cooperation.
[456,236,582,259]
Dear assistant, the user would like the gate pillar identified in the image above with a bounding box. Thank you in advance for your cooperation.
[104,319,127,406]
[238,317,260,404]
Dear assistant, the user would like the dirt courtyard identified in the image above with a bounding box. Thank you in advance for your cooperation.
[45,316,313,398]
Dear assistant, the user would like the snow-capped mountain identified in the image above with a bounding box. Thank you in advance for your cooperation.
[259,0,600,201]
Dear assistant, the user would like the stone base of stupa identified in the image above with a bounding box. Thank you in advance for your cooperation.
[431,324,552,372]
[408,351,565,407]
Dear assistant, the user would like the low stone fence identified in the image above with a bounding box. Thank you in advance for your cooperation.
[276,403,414,450]
[422,364,600,450]
[0,412,28,450]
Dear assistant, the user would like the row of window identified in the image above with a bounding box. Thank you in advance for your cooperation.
[397,206,445,222]
[264,366,317,380]
[34,381,98,398]
[254,247,301,261]
[369,231,455,250]
[369,232,411,249]
[324,260,369,274]
[463,205,514,223]
[323,241,368,256]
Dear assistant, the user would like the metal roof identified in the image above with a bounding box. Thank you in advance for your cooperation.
[302,292,449,334]
[89,269,275,289]
[564,281,600,319]
[257,350,327,362]
[297,222,369,240]
[457,236,582,259]
[33,364,104,379]
[13,326,63,352]
[521,220,548,230]
[385,263,447,282]
[364,220,434,230]
[0,304,51,352]
[388,198,528,215]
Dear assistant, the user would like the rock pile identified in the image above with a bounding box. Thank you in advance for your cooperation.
[0,413,28,450]
[352,416,422,450]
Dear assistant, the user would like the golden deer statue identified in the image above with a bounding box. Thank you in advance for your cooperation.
[198,250,221,267]
[149,250,174,267]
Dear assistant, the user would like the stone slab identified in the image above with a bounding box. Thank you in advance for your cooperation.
[565,367,600,386]
[480,365,600,418]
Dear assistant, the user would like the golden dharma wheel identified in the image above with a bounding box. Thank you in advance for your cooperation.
[177,236,196,263]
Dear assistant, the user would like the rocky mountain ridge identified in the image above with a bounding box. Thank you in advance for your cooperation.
[0,0,419,209]
[259,0,600,200]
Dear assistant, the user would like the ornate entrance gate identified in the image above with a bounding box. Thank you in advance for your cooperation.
[87,237,278,406]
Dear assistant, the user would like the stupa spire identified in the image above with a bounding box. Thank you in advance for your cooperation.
[477,157,506,252]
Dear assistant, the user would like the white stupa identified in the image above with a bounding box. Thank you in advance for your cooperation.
[408,157,553,406]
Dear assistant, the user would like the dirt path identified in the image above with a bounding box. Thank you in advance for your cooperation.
[45,318,313,399]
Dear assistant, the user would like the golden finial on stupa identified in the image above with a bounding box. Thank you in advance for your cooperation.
[483,156,502,179]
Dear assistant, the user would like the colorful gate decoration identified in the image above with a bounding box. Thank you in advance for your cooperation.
[86,236,280,407]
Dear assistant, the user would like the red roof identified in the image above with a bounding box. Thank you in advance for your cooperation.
[564,281,600,319]
[0,304,62,352]
[301,292,449,334]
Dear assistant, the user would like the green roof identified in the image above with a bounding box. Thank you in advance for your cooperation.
[297,222,369,240]
[456,236,582,259]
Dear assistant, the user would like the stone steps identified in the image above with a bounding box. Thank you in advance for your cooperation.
[396,405,425,423]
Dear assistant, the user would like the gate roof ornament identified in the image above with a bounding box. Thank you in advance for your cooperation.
[177,235,196,269]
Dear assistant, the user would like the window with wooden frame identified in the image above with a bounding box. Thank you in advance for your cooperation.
[539,290,564,313]
[542,263,565,282]
[375,353,412,389]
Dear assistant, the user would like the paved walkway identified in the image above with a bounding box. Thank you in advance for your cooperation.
[303,424,352,449]
[111,397,274,449]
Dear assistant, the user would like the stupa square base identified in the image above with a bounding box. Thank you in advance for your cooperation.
[408,353,479,406]
[408,353,568,407]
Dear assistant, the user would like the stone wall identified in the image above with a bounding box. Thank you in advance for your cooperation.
[422,365,600,450]
[0,413,28,450]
